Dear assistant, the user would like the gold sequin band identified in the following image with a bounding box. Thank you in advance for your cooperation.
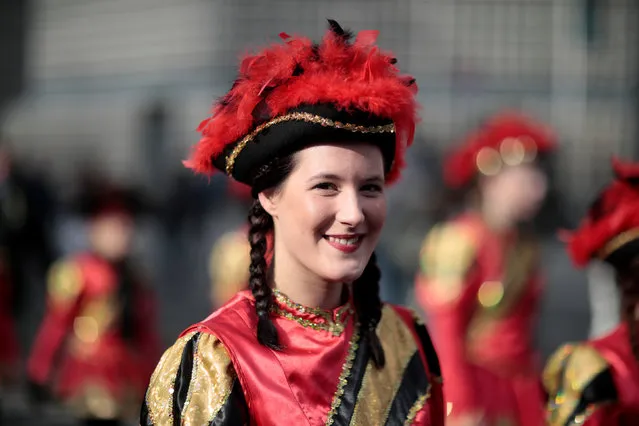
[325,325,360,425]
[271,289,352,336]
[224,112,396,175]
[598,227,639,260]
[403,388,431,426]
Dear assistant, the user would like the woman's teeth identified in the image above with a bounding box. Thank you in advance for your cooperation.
[327,236,360,245]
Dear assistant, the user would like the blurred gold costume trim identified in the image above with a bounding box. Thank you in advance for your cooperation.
[419,222,478,304]
[47,260,83,306]
[542,344,609,426]
[467,238,538,349]
[209,230,251,307]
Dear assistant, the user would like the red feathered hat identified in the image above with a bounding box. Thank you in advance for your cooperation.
[185,20,419,186]
[565,157,639,268]
[443,111,556,188]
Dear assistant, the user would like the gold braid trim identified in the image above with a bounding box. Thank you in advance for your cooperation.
[225,112,396,175]
[325,324,361,425]
[271,289,353,336]
[598,227,639,260]
[404,390,431,426]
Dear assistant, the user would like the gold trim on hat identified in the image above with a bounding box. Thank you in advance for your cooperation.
[476,136,539,177]
[597,227,639,260]
[224,112,396,176]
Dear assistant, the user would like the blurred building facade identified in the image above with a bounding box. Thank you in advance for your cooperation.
[0,0,635,218]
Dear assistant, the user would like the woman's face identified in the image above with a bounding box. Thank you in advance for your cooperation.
[260,143,386,284]
[481,163,548,223]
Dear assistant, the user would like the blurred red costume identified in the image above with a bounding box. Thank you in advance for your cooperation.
[544,158,639,426]
[415,112,554,426]
[27,190,160,420]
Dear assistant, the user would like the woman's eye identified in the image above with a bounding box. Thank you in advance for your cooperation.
[313,182,338,192]
[361,184,383,194]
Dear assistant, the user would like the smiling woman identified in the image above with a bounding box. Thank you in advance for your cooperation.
[141,20,444,426]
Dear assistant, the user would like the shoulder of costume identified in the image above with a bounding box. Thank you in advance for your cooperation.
[543,343,617,426]
[143,330,245,425]
[46,256,86,304]
[420,216,482,263]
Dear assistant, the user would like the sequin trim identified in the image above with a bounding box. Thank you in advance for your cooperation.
[271,289,353,336]
[224,112,396,175]
[325,325,360,425]
[403,387,431,426]
[181,335,200,418]
[598,227,639,260]
[145,331,197,425]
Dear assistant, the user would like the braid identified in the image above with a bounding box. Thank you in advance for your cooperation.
[248,199,281,350]
[352,252,386,368]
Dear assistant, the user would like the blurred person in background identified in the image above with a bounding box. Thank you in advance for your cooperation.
[27,184,160,426]
[208,179,253,308]
[544,158,639,425]
[415,112,555,426]
[142,20,445,425]
[0,138,57,389]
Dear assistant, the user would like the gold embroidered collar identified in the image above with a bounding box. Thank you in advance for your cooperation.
[271,289,353,336]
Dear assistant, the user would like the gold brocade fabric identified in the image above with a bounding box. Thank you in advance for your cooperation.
[145,332,236,424]
[350,305,421,425]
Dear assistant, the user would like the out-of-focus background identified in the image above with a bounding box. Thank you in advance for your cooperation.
[0,0,636,424]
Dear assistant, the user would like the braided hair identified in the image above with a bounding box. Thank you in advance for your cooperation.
[353,252,386,368]
[246,154,387,367]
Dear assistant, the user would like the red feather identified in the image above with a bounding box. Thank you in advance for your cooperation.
[186,25,418,186]
[565,158,639,267]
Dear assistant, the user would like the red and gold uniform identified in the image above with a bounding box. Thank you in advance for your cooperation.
[27,188,160,422]
[27,254,159,419]
[543,158,639,426]
[142,290,443,425]
[416,112,555,426]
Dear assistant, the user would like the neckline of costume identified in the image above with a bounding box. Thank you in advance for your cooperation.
[271,289,354,336]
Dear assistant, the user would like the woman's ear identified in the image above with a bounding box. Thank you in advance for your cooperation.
[258,190,278,219]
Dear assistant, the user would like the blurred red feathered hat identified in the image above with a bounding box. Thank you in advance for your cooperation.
[563,157,639,268]
[185,19,419,186]
[443,111,556,188]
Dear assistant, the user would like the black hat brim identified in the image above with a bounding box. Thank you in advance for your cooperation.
[213,104,396,185]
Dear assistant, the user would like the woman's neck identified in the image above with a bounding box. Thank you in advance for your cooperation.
[271,252,344,310]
